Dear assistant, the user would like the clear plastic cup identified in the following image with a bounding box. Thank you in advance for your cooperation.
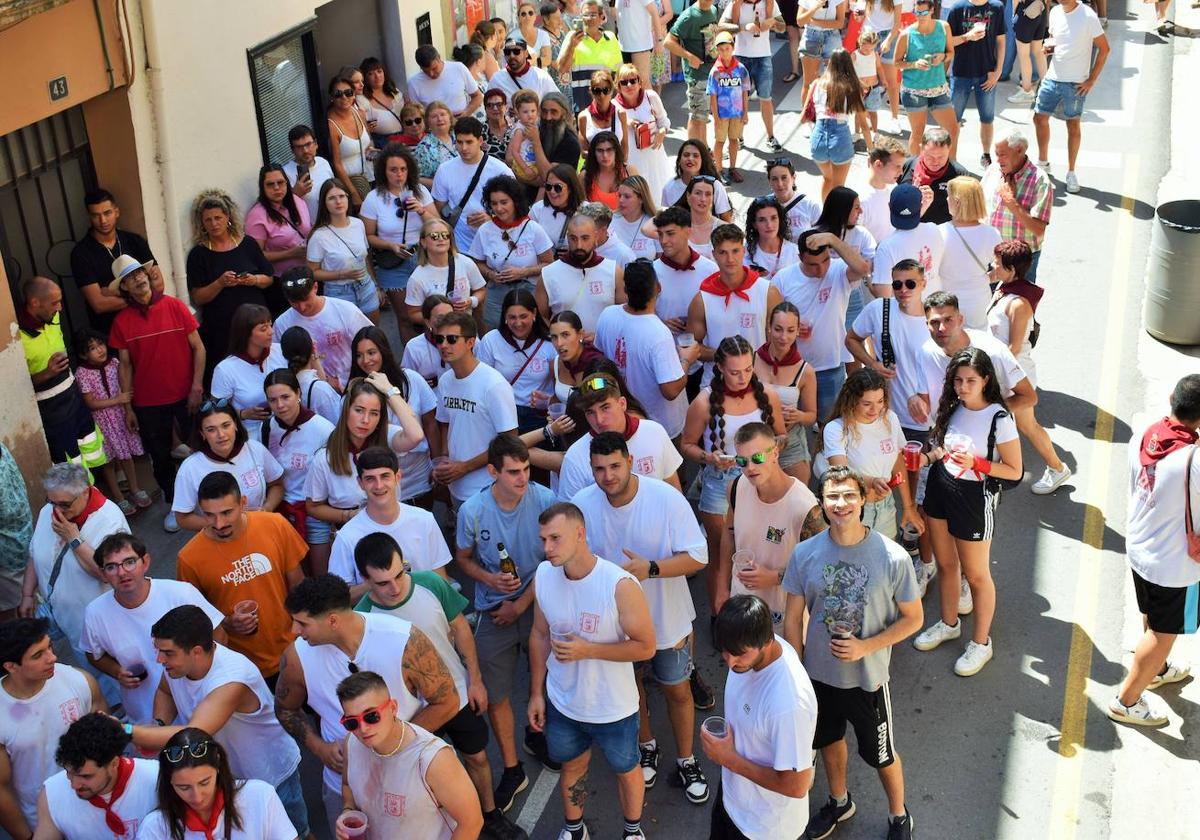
[675,332,695,348]
[548,403,566,421]
[732,550,756,573]
[336,809,369,838]
[549,621,574,644]
[830,620,854,640]
[233,600,259,636]
[903,441,923,472]
[944,433,973,455]
[702,716,727,738]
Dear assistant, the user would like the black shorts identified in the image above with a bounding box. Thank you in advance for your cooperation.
[1131,568,1200,635]
[435,703,490,756]
[922,461,999,542]
[776,0,800,27]
[811,680,898,769]
[1013,11,1050,44]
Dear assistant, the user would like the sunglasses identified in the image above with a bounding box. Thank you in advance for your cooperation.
[162,741,213,763]
[582,375,612,392]
[403,117,424,126]
[546,182,566,193]
[331,89,355,99]
[504,47,526,55]
[692,175,717,184]
[592,87,612,95]
[282,276,312,288]
[734,446,775,468]
[486,101,507,108]
[199,397,232,413]
[101,555,143,575]
[892,279,919,291]
[425,231,451,241]
[431,333,465,345]
[340,699,391,731]
[619,78,639,87]
[767,157,793,170]
[519,9,537,15]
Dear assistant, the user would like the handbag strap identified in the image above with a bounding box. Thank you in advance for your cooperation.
[45,541,72,598]
[951,224,991,277]
[986,408,1009,464]
[508,339,546,386]
[445,254,458,297]
[880,298,896,368]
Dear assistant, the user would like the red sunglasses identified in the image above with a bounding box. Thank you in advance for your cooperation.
[340,699,392,731]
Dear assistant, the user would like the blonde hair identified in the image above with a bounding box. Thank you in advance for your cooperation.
[616,63,640,84]
[416,218,458,266]
[946,176,988,223]
[512,88,540,111]
[858,27,879,46]
[424,100,453,124]
[190,188,243,245]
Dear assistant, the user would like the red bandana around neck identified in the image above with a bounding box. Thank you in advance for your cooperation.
[998,278,1045,314]
[724,383,755,399]
[619,87,646,110]
[700,268,759,307]
[913,154,949,187]
[588,99,615,124]
[659,249,701,271]
[756,342,801,375]
[71,487,108,528]
[129,290,164,317]
[236,345,271,370]
[562,344,604,377]
[494,215,530,230]
[183,788,225,840]
[276,408,316,444]
[88,756,134,836]
[1139,417,1198,467]
[715,56,741,73]
[621,413,640,441]
[563,251,604,270]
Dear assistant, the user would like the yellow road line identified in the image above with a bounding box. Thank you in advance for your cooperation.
[1047,155,1140,839]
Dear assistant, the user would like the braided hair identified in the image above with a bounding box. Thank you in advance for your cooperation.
[707,336,776,455]
[930,347,1008,446]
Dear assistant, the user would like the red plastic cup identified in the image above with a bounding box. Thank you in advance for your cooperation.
[903,441,923,472]
[337,810,369,838]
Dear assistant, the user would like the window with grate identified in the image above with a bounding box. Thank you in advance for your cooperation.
[248,24,320,167]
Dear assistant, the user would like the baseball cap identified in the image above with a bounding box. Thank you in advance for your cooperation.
[889,184,922,231]
[713,31,734,46]
[281,266,317,301]
[505,35,529,48]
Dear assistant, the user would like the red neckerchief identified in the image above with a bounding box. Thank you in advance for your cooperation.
[563,251,604,269]
[715,55,742,73]
[183,788,225,840]
[659,249,701,271]
[618,88,646,110]
[1139,417,1198,467]
[508,63,532,89]
[913,154,949,187]
[997,278,1045,314]
[236,346,271,370]
[71,487,107,528]
[724,383,754,399]
[494,215,529,230]
[396,131,424,146]
[276,408,316,444]
[756,342,801,375]
[562,345,604,376]
[588,99,615,124]
[88,756,134,836]
[700,268,760,307]
[128,290,164,317]
[621,413,640,441]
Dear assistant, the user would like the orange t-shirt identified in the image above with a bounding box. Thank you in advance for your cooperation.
[176,511,307,676]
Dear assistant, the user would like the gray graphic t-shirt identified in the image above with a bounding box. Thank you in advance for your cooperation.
[782,529,920,691]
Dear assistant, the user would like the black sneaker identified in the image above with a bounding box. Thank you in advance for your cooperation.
[979,152,993,170]
[523,727,562,772]
[494,763,529,813]
[483,807,529,840]
[639,742,660,788]
[766,135,784,152]
[690,669,715,711]
[804,793,857,839]
[886,809,914,840]
[672,757,710,804]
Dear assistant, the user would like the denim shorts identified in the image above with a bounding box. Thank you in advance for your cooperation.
[699,463,741,515]
[779,421,811,469]
[862,493,898,540]
[276,768,311,839]
[305,515,332,545]
[863,83,889,111]
[815,365,846,424]
[1034,78,1087,120]
[324,275,379,314]
[545,699,640,771]
[950,76,997,124]
[900,88,953,112]
[636,641,694,686]
[375,253,418,291]
[876,29,896,63]
[810,119,855,165]
[803,26,843,59]
[739,54,773,99]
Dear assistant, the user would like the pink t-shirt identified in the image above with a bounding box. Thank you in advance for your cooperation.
[245,200,312,275]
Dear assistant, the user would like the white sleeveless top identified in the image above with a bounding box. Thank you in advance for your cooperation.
[853,48,878,81]
[535,557,640,724]
[345,722,456,840]
[166,645,300,787]
[608,214,659,260]
[541,258,619,333]
[552,355,576,405]
[705,398,767,457]
[699,274,771,386]
[294,612,424,791]
[986,293,1037,388]
[44,758,158,839]
[583,110,625,144]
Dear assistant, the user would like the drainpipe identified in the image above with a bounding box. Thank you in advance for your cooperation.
[90,0,115,90]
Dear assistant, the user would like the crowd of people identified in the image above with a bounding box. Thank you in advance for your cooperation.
[3,1,1194,840]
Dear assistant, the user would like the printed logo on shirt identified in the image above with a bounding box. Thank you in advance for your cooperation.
[588,280,604,296]
[580,612,600,634]
[765,525,786,544]
[739,312,757,330]
[384,793,407,817]
[220,553,274,585]
[480,528,491,542]
[443,395,478,413]
[326,331,344,349]
[634,456,655,475]
[289,453,308,471]
[123,818,141,836]
[241,468,261,489]
[880,439,895,455]
[818,287,831,305]
[917,245,934,274]
[58,698,83,726]
[528,357,547,374]
[613,337,628,371]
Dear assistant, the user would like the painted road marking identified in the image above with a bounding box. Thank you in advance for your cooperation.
[516,766,559,834]
[1047,155,1140,840]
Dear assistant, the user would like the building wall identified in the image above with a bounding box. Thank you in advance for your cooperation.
[0,261,52,503]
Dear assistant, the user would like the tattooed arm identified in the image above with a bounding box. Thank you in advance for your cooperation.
[274,643,344,773]
[799,504,828,542]
[402,627,461,732]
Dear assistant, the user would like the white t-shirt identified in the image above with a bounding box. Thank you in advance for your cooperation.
[487,63,561,100]
[307,219,370,278]
[82,580,224,724]
[468,218,554,274]
[558,418,683,499]
[617,0,659,52]
[303,423,404,509]
[172,442,283,515]
[594,306,688,438]
[359,185,434,246]
[273,297,373,388]
[210,345,287,440]
[937,222,1002,327]
[772,261,855,372]
[871,223,945,292]
[44,757,158,840]
[597,235,636,266]
[476,331,557,407]
[851,298,932,429]
[775,192,823,242]
[406,61,478,113]
[300,374,346,428]
[405,254,487,308]
[822,411,906,480]
[431,155,516,251]
[918,328,1028,411]
[402,335,449,389]
[857,182,895,244]
[329,505,453,584]
[609,214,661,259]
[654,253,717,323]
[573,477,706,648]
[283,156,334,221]
[1127,434,1200,587]
[745,239,800,281]
[1046,3,1104,84]
[721,639,818,840]
[531,201,571,252]
[724,0,774,57]
[661,177,734,217]
[136,779,294,840]
[436,362,520,501]
[938,403,1018,482]
[805,0,846,23]
[262,413,337,503]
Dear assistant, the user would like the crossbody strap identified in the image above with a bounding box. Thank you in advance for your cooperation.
[445,255,458,297]
[450,156,490,223]
[508,339,546,386]
[880,298,896,368]
[45,541,72,598]
[951,224,991,277]
[1186,446,1198,548]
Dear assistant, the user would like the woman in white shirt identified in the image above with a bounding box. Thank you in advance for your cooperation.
[210,303,286,442]
[306,179,379,321]
[360,56,405,146]
[404,218,487,331]
[743,196,800,281]
[518,0,554,66]
[613,63,672,201]
[612,175,661,260]
[674,175,719,259]
[913,347,1022,678]
[548,309,607,405]
[360,145,438,341]
[467,174,555,330]
[477,288,558,432]
[531,163,585,258]
[939,176,1002,329]
[661,140,734,221]
[276,325,344,424]
[402,295,454,389]
[814,186,878,330]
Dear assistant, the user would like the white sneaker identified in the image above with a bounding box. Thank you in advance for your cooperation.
[1149,660,1192,690]
[913,619,961,651]
[1065,171,1080,193]
[1107,694,1168,727]
[1038,160,1052,173]
[163,511,180,533]
[954,639,994,676]
[556,824,591,840]
[1007,88,1035,104]
[1032,464,1073,495]
[917,560,936,597]
[958,575,974,616]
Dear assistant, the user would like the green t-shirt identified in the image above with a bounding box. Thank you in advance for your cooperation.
[670,4,720,85]
[355,570,468,622]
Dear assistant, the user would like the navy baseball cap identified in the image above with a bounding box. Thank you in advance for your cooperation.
[889,184,923,231]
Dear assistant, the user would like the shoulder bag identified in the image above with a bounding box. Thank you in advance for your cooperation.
[33,540,74,635]
[956,224,1041,348]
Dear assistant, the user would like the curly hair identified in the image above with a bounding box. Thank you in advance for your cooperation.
[707,336,775,455]
[745,196,791,265]
[825,367,892,451]
[55,712,130,772]
[190,188,243,245]
[930,347,1008,446]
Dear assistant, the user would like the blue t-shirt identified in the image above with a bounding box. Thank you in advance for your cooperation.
[455,481,557,610]
[706,61,752,119]
[947,0,1006,78]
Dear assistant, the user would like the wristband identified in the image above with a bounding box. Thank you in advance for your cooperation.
[887,473,905,489]
[972,455,993,475]
[123,723,134,736]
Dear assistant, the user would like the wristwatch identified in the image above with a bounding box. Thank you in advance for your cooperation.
[387,386,400,397]
[647,560,660,578]
[68,537,83,552]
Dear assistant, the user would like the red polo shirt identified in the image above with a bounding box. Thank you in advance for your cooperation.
[107,295,199,407]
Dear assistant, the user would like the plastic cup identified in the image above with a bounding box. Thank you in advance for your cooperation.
[702,716,727,738]
[127,662,148,681]
[903,441,923,472]
[797,317,813,340]
[548,403,566,420]
[944,433,973,455]
[830,620,854,641]
[233,600,259,636]
[900,523,921,555]
[675,332,695,348]
[732,550,756,574]
[549,621,574,644]
[336,809,369,838]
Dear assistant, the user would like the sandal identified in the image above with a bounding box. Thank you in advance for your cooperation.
[781,71,800,84]
[132,490,154,509]
[117,499,137,517]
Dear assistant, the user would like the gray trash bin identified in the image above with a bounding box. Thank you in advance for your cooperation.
[1144,199,1200,345]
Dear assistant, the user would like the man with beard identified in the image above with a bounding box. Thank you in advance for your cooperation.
[535,214,627,333]
[576,202,636,265]
[490,36,559,101]
[538,92,582,170]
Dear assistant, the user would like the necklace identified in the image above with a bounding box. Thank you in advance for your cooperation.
[374,720,408,757]
[97,234,121,261]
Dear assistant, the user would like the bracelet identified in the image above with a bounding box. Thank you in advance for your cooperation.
[123,723,134,736]
[972,455,993,475]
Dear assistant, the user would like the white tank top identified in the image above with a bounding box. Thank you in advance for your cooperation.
[294,612,424,791]
[699,274,771,386]
[535,557,640,723]
[552,356,575,404]
[166,645,300,787]
[334,116,371,178]
[584,110,625,144]
[541,258,619,333]
[345,722,456,840]
[986,293,1037,387]
[705,398,766,457]
[44,758,159,839]
[853,48,878,81]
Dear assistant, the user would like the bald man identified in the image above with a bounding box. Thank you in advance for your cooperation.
[19,277,106,467]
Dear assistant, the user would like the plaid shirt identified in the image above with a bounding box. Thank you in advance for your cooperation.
[984,157,1053,251]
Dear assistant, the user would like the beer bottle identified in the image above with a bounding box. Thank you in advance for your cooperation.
[497,542,519,583]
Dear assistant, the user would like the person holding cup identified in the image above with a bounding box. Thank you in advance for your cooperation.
[754,301,818,485]
[307,179,380,322]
